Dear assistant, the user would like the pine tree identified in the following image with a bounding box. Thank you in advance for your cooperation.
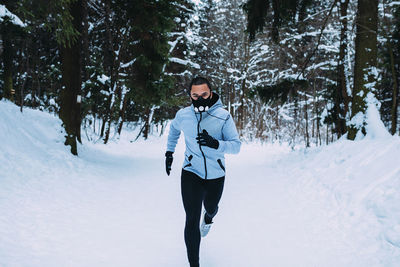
[59,0,83,155]
[120,0,178,140]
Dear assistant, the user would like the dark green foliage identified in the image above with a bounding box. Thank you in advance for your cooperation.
[0,2,27,101]
[240,0,271,41]
[298,0,312,21]
[241,0,313,42]
[17,0,81,47]
[253,79,308,105]
[113,0,182,139]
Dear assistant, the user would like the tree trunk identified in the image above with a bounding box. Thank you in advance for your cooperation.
[312,79,316,140]
[388,43,399,135]
[336,0,349,137]
[102,0,121,144]
[143,107,151,140]
[304,93,310,147]
[348,0,378,140]
[2,30,14,101]
[103,0,114,77]
[325,101,329,145]
[82,0,90,82]
[103,94,113,144]
[59,0,83,155]
[100,116,106,137]
[117,93,129,135]
[19,49,29,113]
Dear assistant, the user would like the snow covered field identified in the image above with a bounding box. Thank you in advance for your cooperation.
[0,100,399,266]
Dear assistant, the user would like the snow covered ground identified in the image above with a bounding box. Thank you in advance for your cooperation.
[0,100,399,266]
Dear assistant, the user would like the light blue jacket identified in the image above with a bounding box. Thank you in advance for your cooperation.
[166,93,241,179]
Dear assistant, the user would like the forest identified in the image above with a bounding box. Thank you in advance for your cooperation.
[1,0,399,155]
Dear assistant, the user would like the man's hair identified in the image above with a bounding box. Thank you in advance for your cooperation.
[187,76,212,95]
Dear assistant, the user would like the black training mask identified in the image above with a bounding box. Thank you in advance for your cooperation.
[191,94,212,113]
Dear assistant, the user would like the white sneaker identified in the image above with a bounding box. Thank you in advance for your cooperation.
[200,210,213,237]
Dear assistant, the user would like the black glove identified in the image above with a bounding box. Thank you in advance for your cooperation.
[196,129,219,149]
[165,151,173,176]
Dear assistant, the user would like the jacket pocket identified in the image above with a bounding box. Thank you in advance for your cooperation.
[184,154,193,168]
[217,159,225,172]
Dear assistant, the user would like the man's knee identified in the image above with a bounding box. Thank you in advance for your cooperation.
[186,212,201,225]
[205,205,218,218]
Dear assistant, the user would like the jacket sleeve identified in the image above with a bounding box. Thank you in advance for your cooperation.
[216,113,241,154]
[166,110,182,153]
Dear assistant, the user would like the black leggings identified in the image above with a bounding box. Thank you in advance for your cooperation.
[181,169,225,267]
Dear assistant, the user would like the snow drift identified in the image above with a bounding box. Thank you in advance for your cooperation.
[0,99,399,266]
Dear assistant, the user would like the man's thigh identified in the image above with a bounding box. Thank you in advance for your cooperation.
[181,169,205,216]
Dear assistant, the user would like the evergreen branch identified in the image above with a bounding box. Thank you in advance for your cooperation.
[296,0,339,80]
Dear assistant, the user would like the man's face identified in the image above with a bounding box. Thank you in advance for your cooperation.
[190,83,212,100]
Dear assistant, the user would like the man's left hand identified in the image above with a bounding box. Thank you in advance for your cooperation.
[196,129,219,149]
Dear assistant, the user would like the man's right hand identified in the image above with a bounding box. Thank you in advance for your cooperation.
[165,151,174,176]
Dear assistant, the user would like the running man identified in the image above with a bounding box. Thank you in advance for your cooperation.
[165,76,241,267]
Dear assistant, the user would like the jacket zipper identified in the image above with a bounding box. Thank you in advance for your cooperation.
[197,112,208,179]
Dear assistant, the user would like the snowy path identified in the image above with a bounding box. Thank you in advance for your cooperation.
[1,101,399,266]
[198,143,385,267]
